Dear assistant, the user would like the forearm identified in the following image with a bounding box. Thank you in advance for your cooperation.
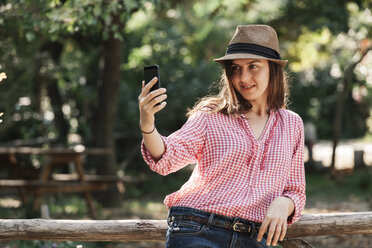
[142,128,166,162]
[138,77,167,162]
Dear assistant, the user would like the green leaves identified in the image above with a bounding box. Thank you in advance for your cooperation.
[0,0,371,161]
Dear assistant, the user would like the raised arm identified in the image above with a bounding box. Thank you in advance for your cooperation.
[138,77,167,161]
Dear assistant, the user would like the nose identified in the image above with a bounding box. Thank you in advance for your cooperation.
[241,68,252,82]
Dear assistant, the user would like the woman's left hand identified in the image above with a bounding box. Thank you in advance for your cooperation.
[257,196,294,247]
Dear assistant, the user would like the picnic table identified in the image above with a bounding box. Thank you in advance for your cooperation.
[0,146,126,219]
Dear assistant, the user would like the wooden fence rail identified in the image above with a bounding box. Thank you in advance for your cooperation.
[0,212,371,246]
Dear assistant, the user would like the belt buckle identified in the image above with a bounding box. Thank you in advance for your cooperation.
[233,222,251,232]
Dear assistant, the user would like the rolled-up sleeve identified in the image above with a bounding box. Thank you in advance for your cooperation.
[141,111,207,176]
[282,117,306,225]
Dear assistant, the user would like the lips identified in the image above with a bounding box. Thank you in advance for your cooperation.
[241,85,255,90]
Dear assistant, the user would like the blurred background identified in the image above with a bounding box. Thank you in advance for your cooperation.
[0,0,371,247]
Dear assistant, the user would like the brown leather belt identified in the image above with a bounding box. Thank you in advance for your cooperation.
[169,214,261,234]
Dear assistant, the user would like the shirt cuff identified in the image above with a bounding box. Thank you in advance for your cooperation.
[281,192,304,225]
[141,136,170,175]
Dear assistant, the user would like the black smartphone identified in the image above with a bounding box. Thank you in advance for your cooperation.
[144,65,160,92]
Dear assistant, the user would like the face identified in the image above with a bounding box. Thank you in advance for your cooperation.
[229,58,270,106]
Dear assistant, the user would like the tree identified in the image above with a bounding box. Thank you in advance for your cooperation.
[1,0,371,203]
[0,0,146,206]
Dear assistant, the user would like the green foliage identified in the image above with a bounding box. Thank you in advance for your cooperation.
[0,0,371,185]
[306,168,372,202]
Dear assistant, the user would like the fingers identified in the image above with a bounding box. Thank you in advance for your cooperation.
[153,101,167,113]
[140,77,158,97]
[266,221,276,246]
[139,87,167,114]
[258,218,287,247]
[138,77,166,106]
[280,222,287,240]
[270,222,282,246]
[139,86,167,107]
[257,220,268,242]
[138,77,167,131]
[140,91,167,111]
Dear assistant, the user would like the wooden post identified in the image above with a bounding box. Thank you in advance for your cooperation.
[0,212,371,242]
[33,156,54,209]
[74,154,96,219]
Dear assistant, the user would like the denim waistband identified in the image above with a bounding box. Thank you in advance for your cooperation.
[168,206,264,239]
[168,206,260,226]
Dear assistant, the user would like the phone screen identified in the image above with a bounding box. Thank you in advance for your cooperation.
[144,65,160,92]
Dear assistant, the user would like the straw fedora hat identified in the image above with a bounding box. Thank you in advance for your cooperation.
[214,25,287,66]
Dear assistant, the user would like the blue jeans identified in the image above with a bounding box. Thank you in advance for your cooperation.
[166,207,268,248]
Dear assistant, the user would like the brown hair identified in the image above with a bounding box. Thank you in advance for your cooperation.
[187,61,289,117]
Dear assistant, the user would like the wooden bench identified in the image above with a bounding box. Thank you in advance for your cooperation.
[0,179,109,194]
[0,175,140,214]
[0,147,117,219]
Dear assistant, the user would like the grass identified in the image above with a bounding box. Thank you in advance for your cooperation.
[360,132,372,142]
[306,169,372,201]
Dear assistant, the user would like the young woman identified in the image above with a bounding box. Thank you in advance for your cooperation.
[138,25,306,248]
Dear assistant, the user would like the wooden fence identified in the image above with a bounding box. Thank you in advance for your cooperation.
[0,212,371,247]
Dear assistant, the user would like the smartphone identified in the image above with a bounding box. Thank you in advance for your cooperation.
[144,65,160,92]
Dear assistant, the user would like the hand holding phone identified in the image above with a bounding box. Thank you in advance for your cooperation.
[144,65,160,92]
[139,64,167,159]
[139,64,167,127]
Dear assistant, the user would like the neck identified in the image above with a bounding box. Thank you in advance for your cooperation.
[249,103,269,117]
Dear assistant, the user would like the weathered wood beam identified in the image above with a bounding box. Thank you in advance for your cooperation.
[0,219,166,242]
[0,212,371,242]
[287,211,372,237]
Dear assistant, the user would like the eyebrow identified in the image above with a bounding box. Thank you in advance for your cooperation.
[231,60,262,66]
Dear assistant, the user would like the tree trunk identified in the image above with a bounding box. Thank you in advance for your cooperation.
[92,17,123,207]
[46,80,69,145]
[330,47,371,171]
[43,41,69,145]
[31,57,43,114]
[330,68,351,171]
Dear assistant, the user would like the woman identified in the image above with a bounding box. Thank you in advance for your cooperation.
[138,25,306,248]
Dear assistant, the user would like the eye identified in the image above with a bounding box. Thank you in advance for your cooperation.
[231,65,240,71]
[249,64,258,70]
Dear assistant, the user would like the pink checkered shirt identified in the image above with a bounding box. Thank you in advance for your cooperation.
[141,108,306,224]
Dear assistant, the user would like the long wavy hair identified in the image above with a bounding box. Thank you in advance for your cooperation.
[187,60,289,117]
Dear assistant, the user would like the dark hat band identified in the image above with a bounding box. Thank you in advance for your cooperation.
[226,43,281,60]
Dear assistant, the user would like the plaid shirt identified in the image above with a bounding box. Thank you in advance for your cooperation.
[141,108,306,224]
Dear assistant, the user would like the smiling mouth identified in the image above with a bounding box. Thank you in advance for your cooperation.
[242,85,255,89]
